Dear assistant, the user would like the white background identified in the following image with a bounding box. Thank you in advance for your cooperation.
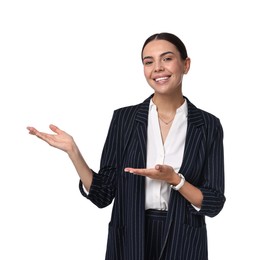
[0,0,258,259]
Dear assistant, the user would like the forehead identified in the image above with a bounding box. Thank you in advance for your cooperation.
[142,39,180,57]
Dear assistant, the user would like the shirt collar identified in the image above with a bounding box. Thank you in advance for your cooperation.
[149,98,188,117]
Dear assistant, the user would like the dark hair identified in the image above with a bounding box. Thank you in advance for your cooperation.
[141,32,188,61]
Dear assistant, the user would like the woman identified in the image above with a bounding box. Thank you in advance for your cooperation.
[27,32,226,260]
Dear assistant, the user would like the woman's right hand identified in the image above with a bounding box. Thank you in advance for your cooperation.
[27,124,76,154]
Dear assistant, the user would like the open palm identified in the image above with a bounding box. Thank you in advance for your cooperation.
[27,124,75,153]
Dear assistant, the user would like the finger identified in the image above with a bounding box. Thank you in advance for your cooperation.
[155,164,161,170]
[124,168,153,176]
[27,126,35,132]
[124,168,146,174]
[32,131,48,140]
[27,126,39,135]
[155,164,168,171]
[49,124,62,134]
[155,164,173,172]
[124,167,136,173]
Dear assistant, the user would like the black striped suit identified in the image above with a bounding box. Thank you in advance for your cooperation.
[79,94,226,260]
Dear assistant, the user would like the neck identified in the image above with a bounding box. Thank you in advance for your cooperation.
[152,93,185,115]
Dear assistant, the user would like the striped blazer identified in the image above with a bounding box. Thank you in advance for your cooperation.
[79,95,226,260]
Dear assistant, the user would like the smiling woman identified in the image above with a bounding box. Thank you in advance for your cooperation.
[27,32,226,260]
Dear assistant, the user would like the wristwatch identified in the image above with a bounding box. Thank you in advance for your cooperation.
[170,173,185,190]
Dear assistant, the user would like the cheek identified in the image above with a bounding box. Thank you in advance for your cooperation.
[143,67,151,79]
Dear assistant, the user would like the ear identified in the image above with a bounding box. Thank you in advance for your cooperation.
[184,58,191,74]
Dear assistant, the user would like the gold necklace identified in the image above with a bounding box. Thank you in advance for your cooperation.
[158,115,174,125]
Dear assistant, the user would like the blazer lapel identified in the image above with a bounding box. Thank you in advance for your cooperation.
[121,95,151,161]
[136,96,150,161]
[135,95,151,125]
[179,98,205,179]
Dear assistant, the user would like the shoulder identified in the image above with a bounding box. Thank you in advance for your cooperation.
[186,97,222,125]
[112,95,152,122]
[199,107,221,126]
[114,103,140,117]
[186,97,223,140]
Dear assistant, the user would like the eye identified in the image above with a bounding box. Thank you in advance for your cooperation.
[143,60,153,66]
[163,56,172,62]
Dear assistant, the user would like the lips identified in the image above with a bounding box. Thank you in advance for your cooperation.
[154,76,170,82]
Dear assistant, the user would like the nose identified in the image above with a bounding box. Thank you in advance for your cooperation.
[154,61,164,72]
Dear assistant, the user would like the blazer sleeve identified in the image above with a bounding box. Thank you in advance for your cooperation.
[79,110,119,208]
[189,118,226,217]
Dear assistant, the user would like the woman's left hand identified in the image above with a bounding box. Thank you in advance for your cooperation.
[124,164,179,185]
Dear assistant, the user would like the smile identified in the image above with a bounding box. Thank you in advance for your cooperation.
[154,76,169,82]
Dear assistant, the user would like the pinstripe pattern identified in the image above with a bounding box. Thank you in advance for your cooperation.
[145,210,167,260]
[79,94,226,260]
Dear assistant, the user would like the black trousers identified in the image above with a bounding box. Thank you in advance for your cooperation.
[145,209,167,260]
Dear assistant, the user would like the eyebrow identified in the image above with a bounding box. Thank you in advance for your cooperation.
[142,51,175,61]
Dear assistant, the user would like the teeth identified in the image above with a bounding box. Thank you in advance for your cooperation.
[155,77,168,82]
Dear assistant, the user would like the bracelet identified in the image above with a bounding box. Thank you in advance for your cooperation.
[170,173,185,191]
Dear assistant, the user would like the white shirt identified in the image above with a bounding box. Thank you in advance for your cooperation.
[145,99,188,210]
